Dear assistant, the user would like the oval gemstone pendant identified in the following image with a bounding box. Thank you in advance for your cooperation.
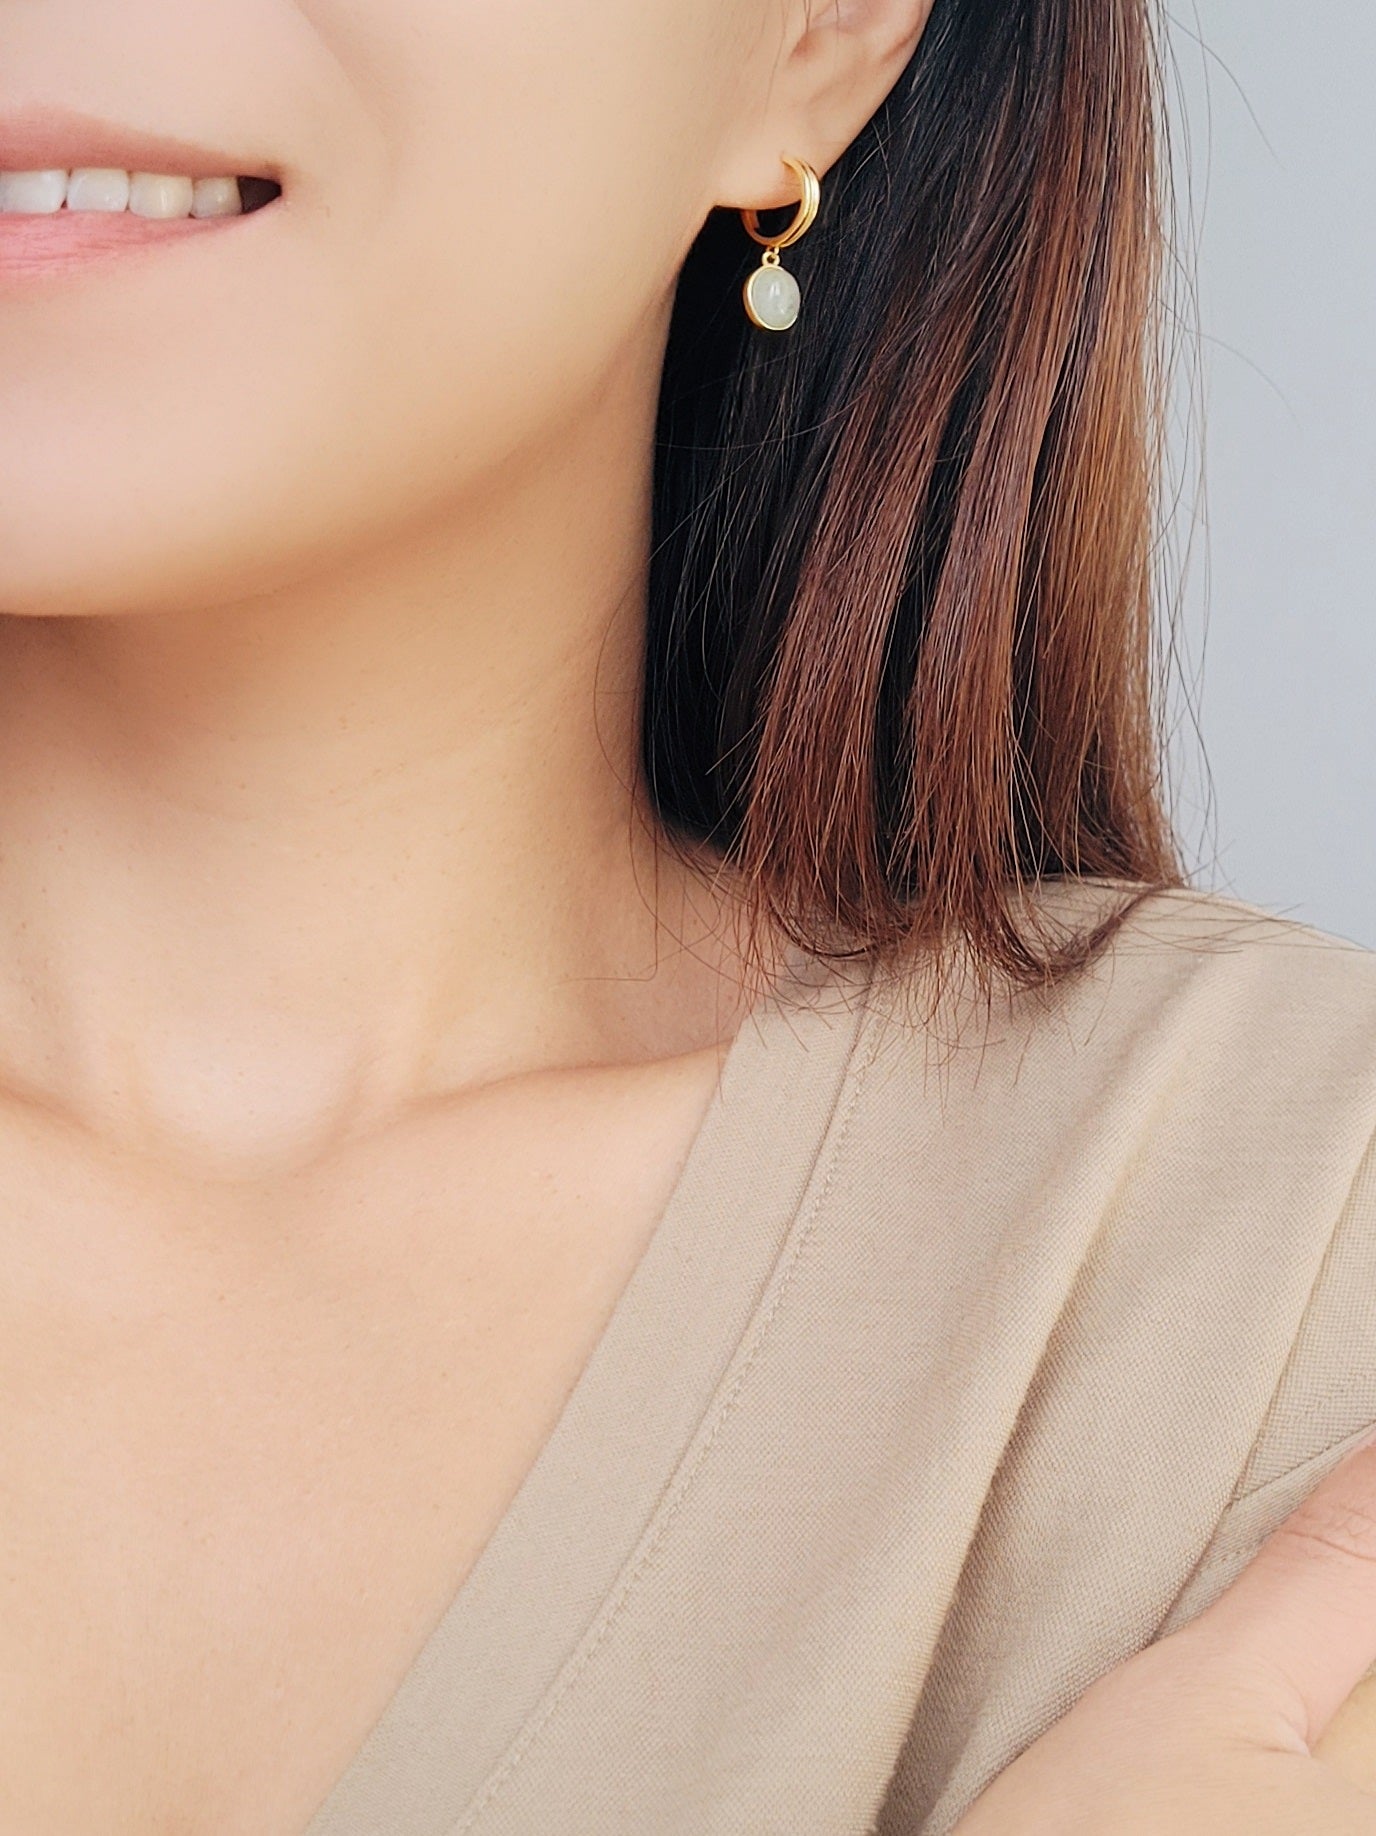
[743,257,801,331]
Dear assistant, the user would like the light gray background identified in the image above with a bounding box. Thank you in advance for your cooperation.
[1163,3,1375,947]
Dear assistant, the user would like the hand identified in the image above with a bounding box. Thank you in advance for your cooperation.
[948,1431,1376,1834]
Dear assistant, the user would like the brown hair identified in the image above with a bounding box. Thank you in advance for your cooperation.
[644,0,1190,1005]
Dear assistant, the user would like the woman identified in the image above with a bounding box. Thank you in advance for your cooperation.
[1,0,1374,1832]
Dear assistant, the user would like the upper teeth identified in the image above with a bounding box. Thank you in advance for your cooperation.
[0,170,244,219]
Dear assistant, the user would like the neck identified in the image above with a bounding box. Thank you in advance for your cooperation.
[0,367,759,1179]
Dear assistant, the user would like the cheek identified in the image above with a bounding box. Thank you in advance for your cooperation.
[299,0,751,462]
[0,0,743,618]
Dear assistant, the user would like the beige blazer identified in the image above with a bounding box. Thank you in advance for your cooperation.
[299,877,1376,1836]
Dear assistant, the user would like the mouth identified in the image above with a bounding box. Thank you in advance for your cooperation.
[0,170,284,219]
[0,173,284,289]
[0,105,285,288]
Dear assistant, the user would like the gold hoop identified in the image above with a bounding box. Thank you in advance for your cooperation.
[740,155,821,253]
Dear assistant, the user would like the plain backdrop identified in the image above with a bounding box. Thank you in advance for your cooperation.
[1162,4,1376,947]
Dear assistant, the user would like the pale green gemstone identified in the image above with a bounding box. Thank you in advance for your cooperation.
[745,262,801,330]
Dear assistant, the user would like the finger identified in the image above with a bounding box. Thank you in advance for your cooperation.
[1179,1431,1376,1749]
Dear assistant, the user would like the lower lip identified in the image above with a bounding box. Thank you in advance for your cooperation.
[0,205,270,289]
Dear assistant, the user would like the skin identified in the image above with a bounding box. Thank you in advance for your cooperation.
[0,1,935,1830]
[0,2,1370,1832]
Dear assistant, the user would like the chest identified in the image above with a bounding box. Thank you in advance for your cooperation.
[0,1077,708,1836]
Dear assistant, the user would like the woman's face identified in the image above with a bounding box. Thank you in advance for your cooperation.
[0,0,799,617]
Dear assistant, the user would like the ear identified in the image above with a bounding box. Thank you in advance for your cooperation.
[713,0,936,211]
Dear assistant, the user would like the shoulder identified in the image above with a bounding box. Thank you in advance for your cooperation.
[863,874,1376,1103]
[1073,874,1376,970]
[1019,872,1376,1004]
[887,878,1376,1235]
[847,875,1376,1157]
[850,875,1376,1538]
[1038,876,1376,1091]
[830,878,1376,1222]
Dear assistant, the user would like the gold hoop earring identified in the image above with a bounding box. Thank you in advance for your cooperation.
[740,155,820,332]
